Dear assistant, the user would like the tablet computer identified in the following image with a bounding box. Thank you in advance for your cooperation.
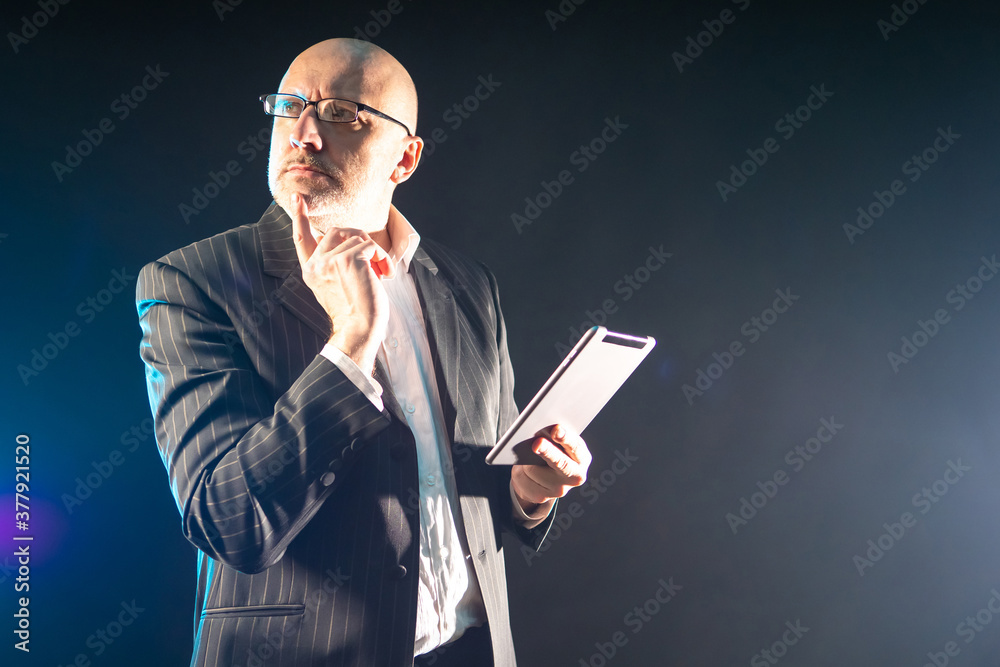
[485,326,656,466]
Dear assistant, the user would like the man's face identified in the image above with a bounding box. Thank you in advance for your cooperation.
[267,48,410,233]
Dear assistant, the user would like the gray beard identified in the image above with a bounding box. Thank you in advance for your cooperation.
[269,163,385,235]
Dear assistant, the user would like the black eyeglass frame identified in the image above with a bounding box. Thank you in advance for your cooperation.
[260,93,412,136]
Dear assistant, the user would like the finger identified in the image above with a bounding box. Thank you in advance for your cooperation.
[512,465,556,505]
[354,235,391,265]
[314,227,364,253]
[314,228,383,257]
[311,237,388,285]
[545,424,591,467]
[531,436,585,486]
[316,233,368,256]
[310,229,395,280]
[289,193,317,267]
[517,459,577,501]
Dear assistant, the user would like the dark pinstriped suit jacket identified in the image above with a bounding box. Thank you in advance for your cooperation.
[137,202,554,667]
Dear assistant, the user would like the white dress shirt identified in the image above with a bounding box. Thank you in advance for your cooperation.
[318,206,489,655]
[318,206,551,654]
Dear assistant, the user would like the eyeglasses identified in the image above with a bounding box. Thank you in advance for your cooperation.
[260,93,412,136]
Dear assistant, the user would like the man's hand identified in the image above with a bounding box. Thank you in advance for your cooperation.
[289,193,393,373]
[511,424,592,517]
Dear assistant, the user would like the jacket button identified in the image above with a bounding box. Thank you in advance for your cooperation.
[328,458,342,473]
[391,564,407,580]
[320,472,336,486]
[350,437,363,452]
[341,445,355,462]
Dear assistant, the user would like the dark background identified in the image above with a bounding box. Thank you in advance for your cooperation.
[3,0,1000,665]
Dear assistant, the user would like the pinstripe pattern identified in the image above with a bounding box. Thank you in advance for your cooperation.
[137,203,555,666]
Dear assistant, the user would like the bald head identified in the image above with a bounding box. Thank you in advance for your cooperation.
[280,38,418,134]
[267,38,424,237]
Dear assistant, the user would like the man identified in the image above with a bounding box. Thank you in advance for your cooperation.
[137,38,591,666]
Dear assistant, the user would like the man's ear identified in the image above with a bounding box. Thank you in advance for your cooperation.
[391,135,423,185]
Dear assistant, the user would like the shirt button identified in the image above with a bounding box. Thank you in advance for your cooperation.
[425,474,436,486]
[320,472,336,487]
[391,564,407,580]
[391,337,399,348]
[406,403,416,414]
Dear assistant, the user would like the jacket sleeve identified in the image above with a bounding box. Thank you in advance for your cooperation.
[137,259,390,574]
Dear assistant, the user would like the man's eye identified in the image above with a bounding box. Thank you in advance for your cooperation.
[323,102,356,121]
[275,99,302,115]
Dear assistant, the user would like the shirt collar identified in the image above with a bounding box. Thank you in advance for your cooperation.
[386,204,421,272]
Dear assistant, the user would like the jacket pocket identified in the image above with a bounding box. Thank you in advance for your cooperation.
[201,604,304,619]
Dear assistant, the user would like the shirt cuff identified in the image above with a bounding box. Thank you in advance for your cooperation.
[320,343,385,413]
[510,481,555,529]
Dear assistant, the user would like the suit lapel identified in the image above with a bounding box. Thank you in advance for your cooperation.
[411,247,487,503]
[411,247,462,433]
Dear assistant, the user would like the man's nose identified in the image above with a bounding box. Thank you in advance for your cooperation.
[288,107,323,151]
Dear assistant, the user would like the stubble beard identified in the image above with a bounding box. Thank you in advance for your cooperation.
[269,153,385,235]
